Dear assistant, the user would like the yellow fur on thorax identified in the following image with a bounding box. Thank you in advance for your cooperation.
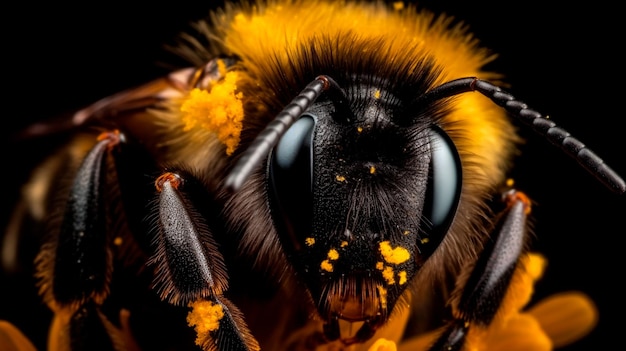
[218,0,492,78]
[209,0,518,194]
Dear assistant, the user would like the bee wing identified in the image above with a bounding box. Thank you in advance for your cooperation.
[0,320,37,351]
[11,67,198,142]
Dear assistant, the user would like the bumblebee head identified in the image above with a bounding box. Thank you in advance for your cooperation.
[253,75,461,343]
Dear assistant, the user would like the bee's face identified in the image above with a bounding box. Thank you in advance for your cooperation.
[267,82,462,341]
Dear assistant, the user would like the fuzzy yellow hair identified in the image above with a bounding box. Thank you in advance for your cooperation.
[172,0,518,195]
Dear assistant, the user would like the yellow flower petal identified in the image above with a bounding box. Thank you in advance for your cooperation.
[0,321,37,351]
[363,303,411,350]
[397,328,441,351]
[397,315,553,351]
[483,314,552,351]
[527,291,598,348]
[368,338,397,351]
[463,253,547,350]
[396,254,596,351]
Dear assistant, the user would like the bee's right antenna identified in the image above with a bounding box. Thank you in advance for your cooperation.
[417,77,626,195]
[223,75,338,193]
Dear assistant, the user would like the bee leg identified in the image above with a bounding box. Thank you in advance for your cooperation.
[47,301,128,351]
[429,189,531,351]
[187,296,260,351]
[152,171,260,351]
[35,131,124,350]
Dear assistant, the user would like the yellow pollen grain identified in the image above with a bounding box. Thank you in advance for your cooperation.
[369,166,376,174]
[420,238,429,244]
[187,300,224,338]
[403,230,410,235]
[321,260,334,272]
[340,241,348,247]
[180,68,244,155]
[113,237,123,246]
[506,178,515,187]
[357,126,363,133]
[336,175,346,182]
[379,241,410,264]
[398,271,407,285]
[373,89,381,99]
[377,285,388,309]
[393,2,405,11]
[327,249,339,260]
[376,261,384,270]
[382,266,395,285]
[305,237,315,246]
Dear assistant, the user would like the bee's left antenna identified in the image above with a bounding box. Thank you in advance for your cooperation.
[417,77,626,195]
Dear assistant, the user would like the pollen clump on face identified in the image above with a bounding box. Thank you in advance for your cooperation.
[321,260,334,272]
[379,241,410,264]
[321,248,340,272]
[381,266,396,285]
[113,236,123,246]
[397,271,407,285]
[187,300,224,344]
[180,60,244,155]
[305,237,315,246]
[327,249,339,260]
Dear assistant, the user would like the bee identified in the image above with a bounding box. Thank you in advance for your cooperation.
[1,1,624,351]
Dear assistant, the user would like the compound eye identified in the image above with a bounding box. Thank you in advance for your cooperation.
[268,115,316,247]
[421,126,462,252]
[272,116,315,177]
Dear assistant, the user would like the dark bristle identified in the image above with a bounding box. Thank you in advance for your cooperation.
[266,33,442,113]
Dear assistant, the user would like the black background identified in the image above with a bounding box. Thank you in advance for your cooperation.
[3,1,624,350]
